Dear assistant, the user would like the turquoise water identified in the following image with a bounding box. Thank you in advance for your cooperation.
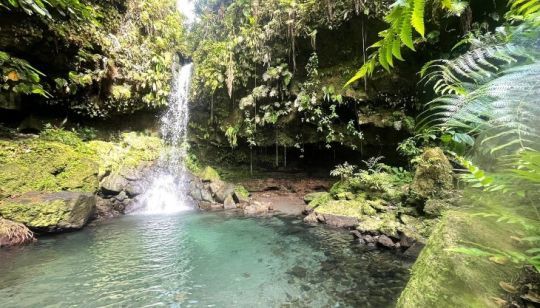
[0,212,411,307]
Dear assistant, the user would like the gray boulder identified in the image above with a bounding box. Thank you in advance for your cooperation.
[0,192,96,232]
[223,195,237,210]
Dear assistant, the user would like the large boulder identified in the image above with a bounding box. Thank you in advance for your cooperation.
[0,139,99,198]
[223,195,237,210]
[411,147,453,199]
[199,166,221,182]
[99,164,152,197]
[318,213,359,228]
[209,180,235,203]
[0,192,96,232]
[243,201,271,215]
[397,209,522,307]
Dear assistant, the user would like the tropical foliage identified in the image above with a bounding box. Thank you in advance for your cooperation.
[345,0,468,86]
[1,0,187,117]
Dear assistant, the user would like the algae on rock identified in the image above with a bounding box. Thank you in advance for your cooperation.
[410,147,453,199]
[0,192,96,232]
[397,207,529,307]
[0,138,99,197]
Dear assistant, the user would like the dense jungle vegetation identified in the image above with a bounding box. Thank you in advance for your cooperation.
[1,0,539,306]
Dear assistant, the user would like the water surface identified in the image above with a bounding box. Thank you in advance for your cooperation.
[0,212,411,307]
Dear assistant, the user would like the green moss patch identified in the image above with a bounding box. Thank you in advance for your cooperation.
[198,166,221,182]
[0,200,70,229]
[0,139,99,197]
[0,130,163,198]
[397,206,532,307]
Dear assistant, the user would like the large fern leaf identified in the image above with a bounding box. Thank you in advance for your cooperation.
[412,0,426,37]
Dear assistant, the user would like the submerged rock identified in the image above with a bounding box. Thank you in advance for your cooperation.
[0,192,96,232]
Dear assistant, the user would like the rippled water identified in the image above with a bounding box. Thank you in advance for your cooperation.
[0,212,411,307]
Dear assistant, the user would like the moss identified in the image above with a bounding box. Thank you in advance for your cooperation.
[411,147,453,199]
[0,138,99,196]
[198,166,221,182]
[315,200,364,219]
[304,192,328,204]
[329,180,358,198]
[423,198,451,217]
[0,130,162,198]
[357,212,401,237]
[88,132,163,176]
[0,200,69,228]
[307,192,332,209]
[234,185,250,202]
[336,191,355,200]
[312,198,379,220]
[397,209,525,307]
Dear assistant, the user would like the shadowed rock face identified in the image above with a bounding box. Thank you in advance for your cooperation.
[0,191,96,232]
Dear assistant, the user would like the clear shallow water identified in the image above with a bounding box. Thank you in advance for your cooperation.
[0,212,411,307]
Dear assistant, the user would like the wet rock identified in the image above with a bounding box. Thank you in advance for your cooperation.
[303,212,319,224]
[233,186,250,203]
[223,195,237,210]
[198,202,223,211]
[100,174,129,194]
[350,229,363,239]
[399,232,415,249]
[116,191,128,202]
[318,213,358,228]
[243,201,270,215]
[200,187,214,203]
[377,235,395,249]
[0,191,96,232]
[100,166,150,197]
[189,183,203,201]
[95,196,124,219]
[214,182,235,203]
[364,234,377,244]
[403,242,425,257]
[288,266,308,278]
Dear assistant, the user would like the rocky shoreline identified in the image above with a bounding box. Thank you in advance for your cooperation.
[0,129,449,263]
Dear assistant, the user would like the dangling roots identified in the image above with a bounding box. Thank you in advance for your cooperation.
[0,218,35,247]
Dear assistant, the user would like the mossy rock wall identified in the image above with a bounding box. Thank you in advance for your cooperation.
[397,209,522,307]
[0,139,99,198]
[0,129,164,200]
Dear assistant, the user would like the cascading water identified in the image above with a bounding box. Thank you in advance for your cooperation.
[139,63,194,214]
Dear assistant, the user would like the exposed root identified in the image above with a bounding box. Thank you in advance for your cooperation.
[0,218,35,247]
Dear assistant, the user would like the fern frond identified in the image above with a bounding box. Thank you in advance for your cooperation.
[412,0,426,37]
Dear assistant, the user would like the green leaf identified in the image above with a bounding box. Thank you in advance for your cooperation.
[411,0,426,37]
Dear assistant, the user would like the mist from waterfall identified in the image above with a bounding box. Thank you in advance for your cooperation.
[139,63,194,214]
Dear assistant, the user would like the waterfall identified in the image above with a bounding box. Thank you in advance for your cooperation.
[139,63,194,214]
